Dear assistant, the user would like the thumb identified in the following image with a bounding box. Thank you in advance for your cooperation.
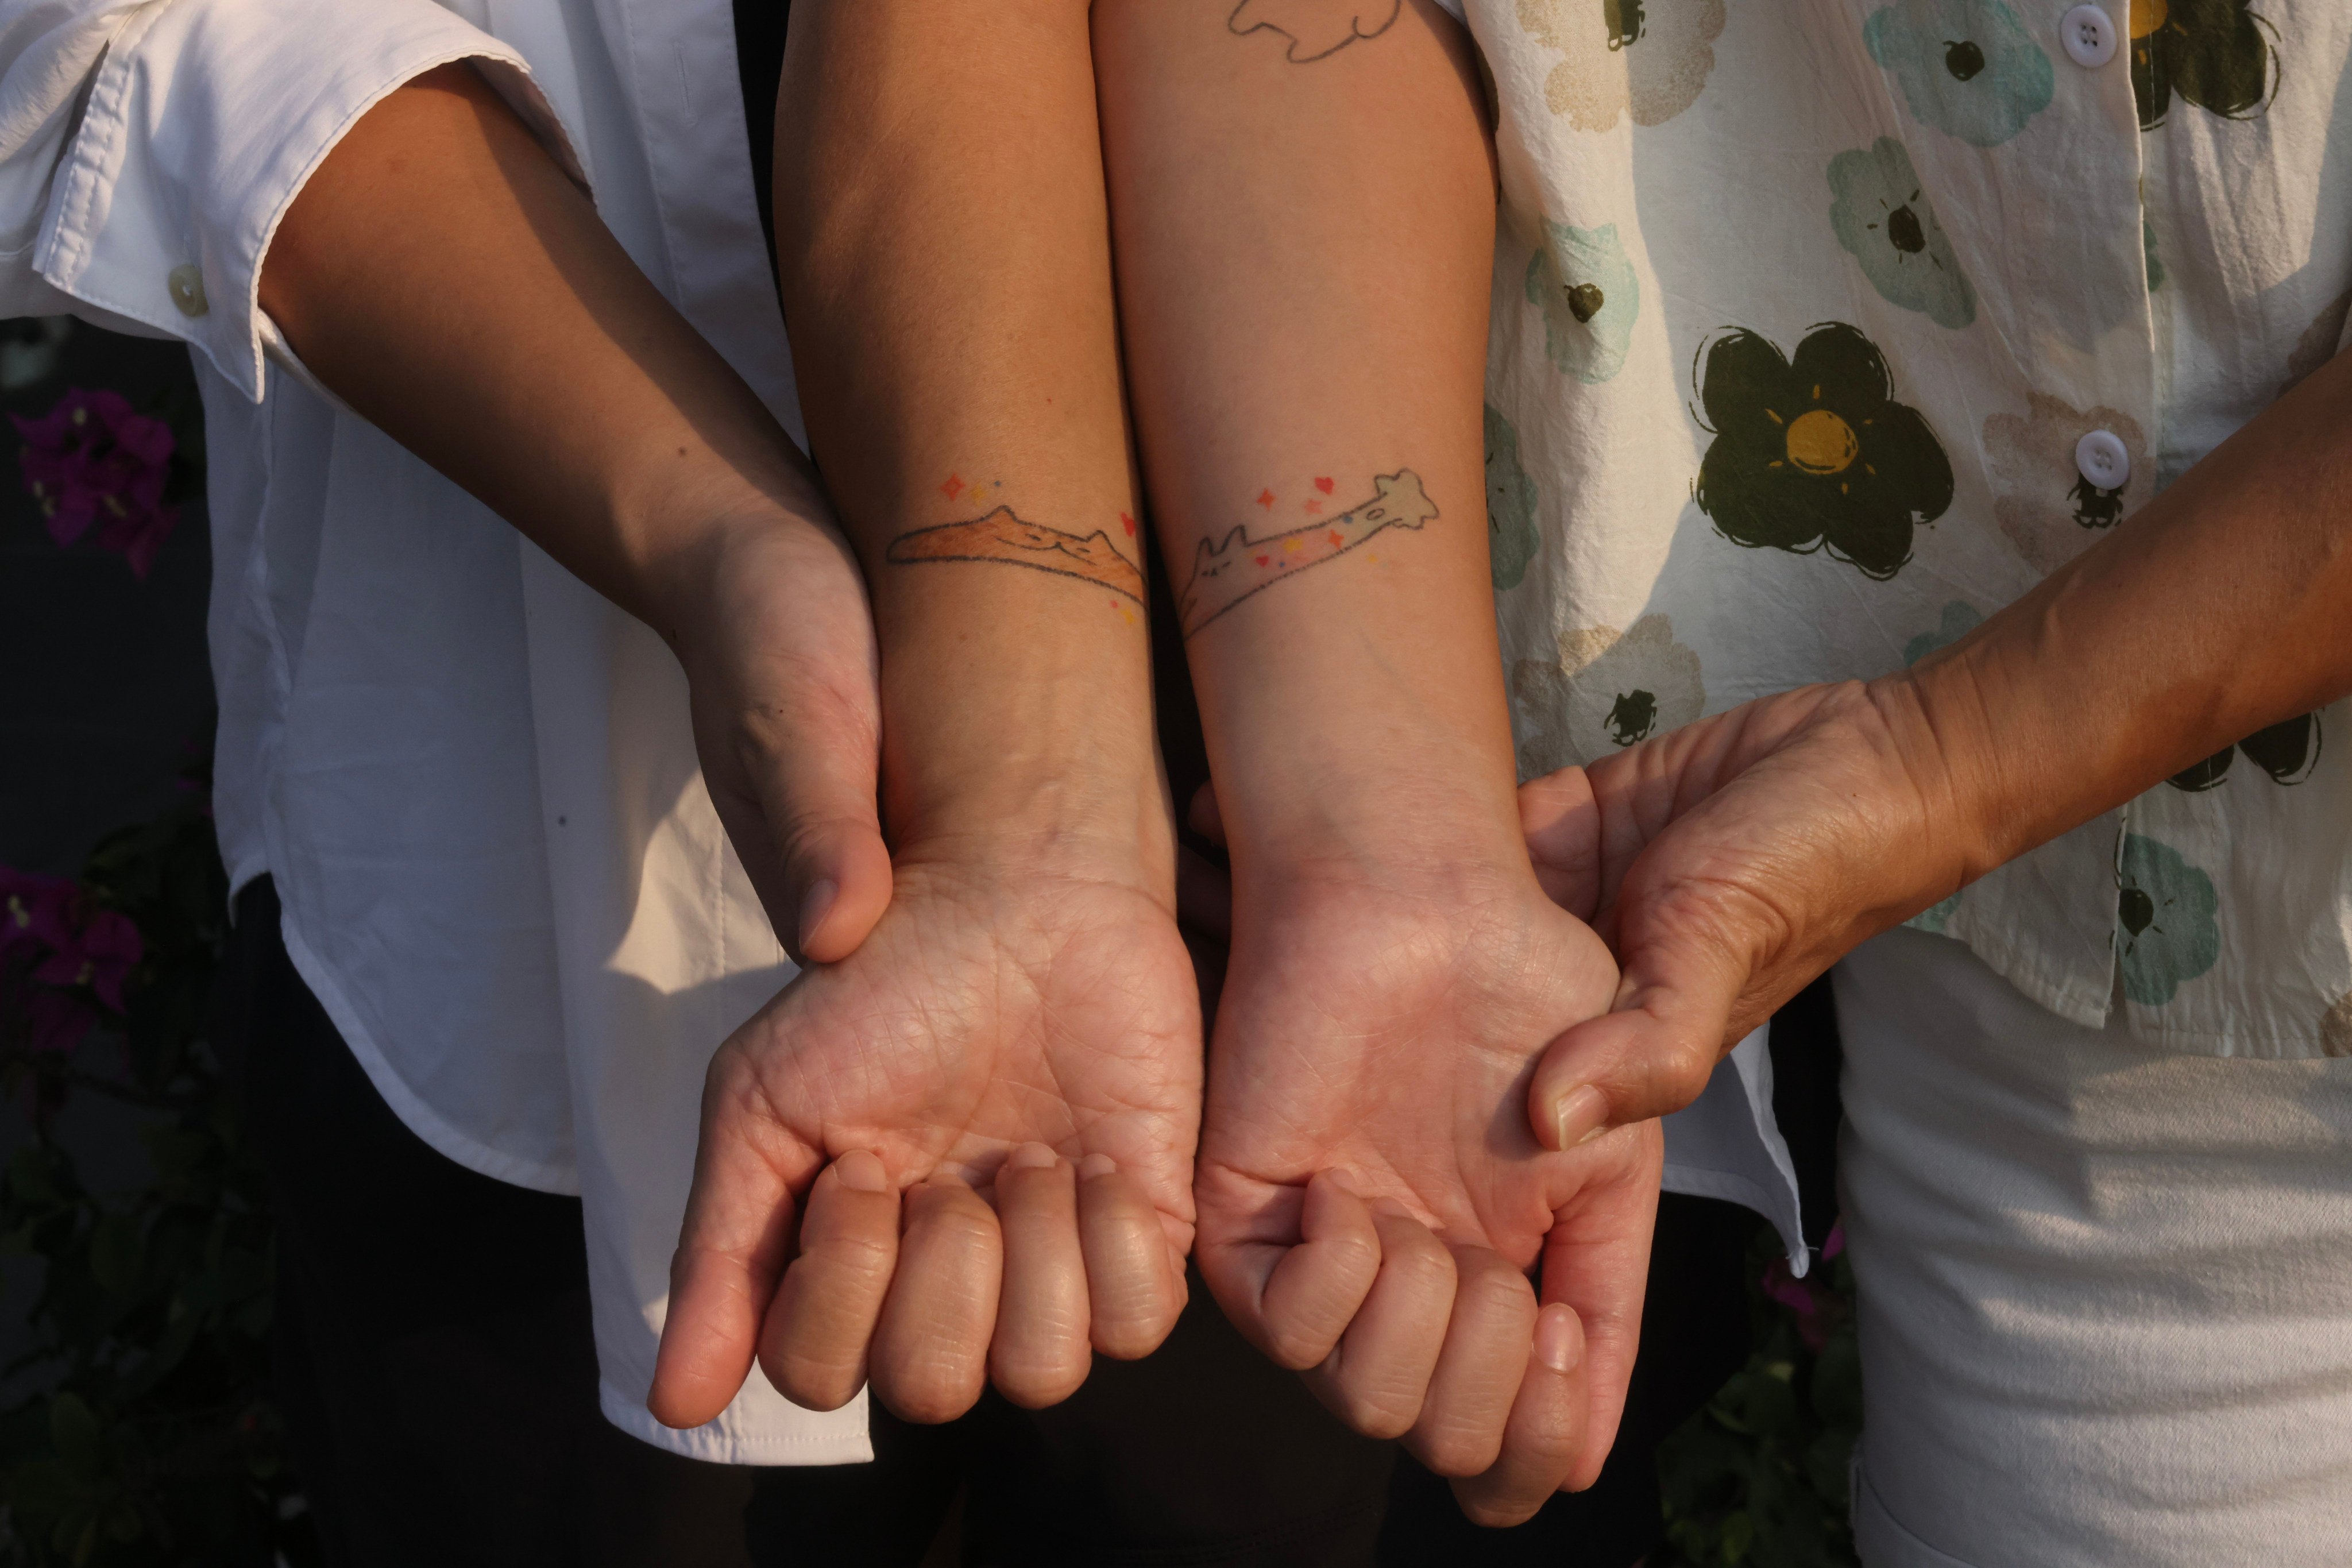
[1517,765,1602,921]
[707,681,893,966]
[1524,885,1760,1146]
[650,1045,822,1428]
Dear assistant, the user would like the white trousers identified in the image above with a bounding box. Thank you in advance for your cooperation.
[1835,927,2352,1567]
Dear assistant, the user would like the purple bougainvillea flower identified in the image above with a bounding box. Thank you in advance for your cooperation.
[0,867,76,959]
[11,387,179,574]
[31,906,143,1013]
[1822,1220,1845,1260]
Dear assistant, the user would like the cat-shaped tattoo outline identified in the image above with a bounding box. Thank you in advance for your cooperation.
[1177,469,1436,637]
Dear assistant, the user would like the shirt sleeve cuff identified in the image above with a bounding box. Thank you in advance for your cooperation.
[33,0,584,403]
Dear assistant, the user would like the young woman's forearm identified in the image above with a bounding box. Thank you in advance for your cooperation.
[1095,0,1509,874]
[262,62,891,964]
[259,64,821,635]
[777,0,1164,868]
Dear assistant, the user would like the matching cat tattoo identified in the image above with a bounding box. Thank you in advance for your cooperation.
[885,472,1438,640]
[883,3,1413,632]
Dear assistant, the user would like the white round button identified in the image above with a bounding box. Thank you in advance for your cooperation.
[2075,428,2130,489]
[166,264,208,318]
[2060,5,2119,68]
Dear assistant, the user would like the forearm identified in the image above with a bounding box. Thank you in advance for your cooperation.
[1900,346,2352,883]
[258,64,819,636]
[777,0,1162,870]
[1094,0,1512,877]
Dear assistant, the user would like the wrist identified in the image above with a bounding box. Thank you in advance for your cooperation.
[877,610,1171,893]
[889,772,1175,900]
[1859,666,2009,905]
[1216,746,1530,897]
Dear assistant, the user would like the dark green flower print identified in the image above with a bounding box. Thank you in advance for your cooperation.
[2131,0,2274,131]
[1526,220,1639,384]
[1828,138,1976,329]
[1864,0,2054,148]
[1692,323,1954,579]
[1485,404,1540,590]
[1903,599,1982,666]
[2167,711,2322,791]
[2117,832,2219,1006]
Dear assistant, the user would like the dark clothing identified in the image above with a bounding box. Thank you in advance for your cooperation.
[230,876,1762,1566]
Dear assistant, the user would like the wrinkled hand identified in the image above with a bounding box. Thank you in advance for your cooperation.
[647,857,1199,1429]
[1184,804,1662,1524]
[665,507,894,964]
[1515,678,1960,1145]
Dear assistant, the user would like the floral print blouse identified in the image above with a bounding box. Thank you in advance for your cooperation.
[1447,0,2352,1058]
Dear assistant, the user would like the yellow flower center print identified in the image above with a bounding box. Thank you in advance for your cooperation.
[1784,408,1860,476]
[2130,0,2168,39]
[1691,323,1953,580]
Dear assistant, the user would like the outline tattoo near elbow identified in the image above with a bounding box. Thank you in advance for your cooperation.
[1177,470,1435,639]
[887,503,1146,610]
[1227,0,1403,62]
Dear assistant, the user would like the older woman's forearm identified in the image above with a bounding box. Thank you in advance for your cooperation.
[1902,347,2352,882]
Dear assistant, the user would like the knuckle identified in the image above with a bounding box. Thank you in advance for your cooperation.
[1457,1260,1536,1322]
[1389,1239,1457,1297]
[1453,1486,1543,1530]
[1337,1387,1424,1442]
[1265,1321,1338,1372]
[773,1354,861,1412]
[991,1354,1089,1410]
[1091,1309,1173,1362]
[874,1372,976,1427]
[910,1195,1001,1248]
[1414,1423,1504,1480]
[1321,1228,1382,1284]
[1657,1048,1714,1111]
[808,1231,897,1280]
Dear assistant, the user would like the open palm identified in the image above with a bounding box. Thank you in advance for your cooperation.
[650,856,1200,1427]
[1196,864,1662,1518]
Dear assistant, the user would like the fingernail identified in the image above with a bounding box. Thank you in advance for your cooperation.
[1079,1153,1117,1181]
[1008,1141,1059,1171]
[1320,1169,1358,1198]
[795,879,837,954]
[1549,1083,1611,1152]
[835,1149,889,1193]
[1534,1304,1581,1374]
[1369,1197,1415,1221]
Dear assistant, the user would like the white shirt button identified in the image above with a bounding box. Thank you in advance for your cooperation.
[2060,5,2119,68]
[167,264,207,317]
[2075,428,2130,489]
